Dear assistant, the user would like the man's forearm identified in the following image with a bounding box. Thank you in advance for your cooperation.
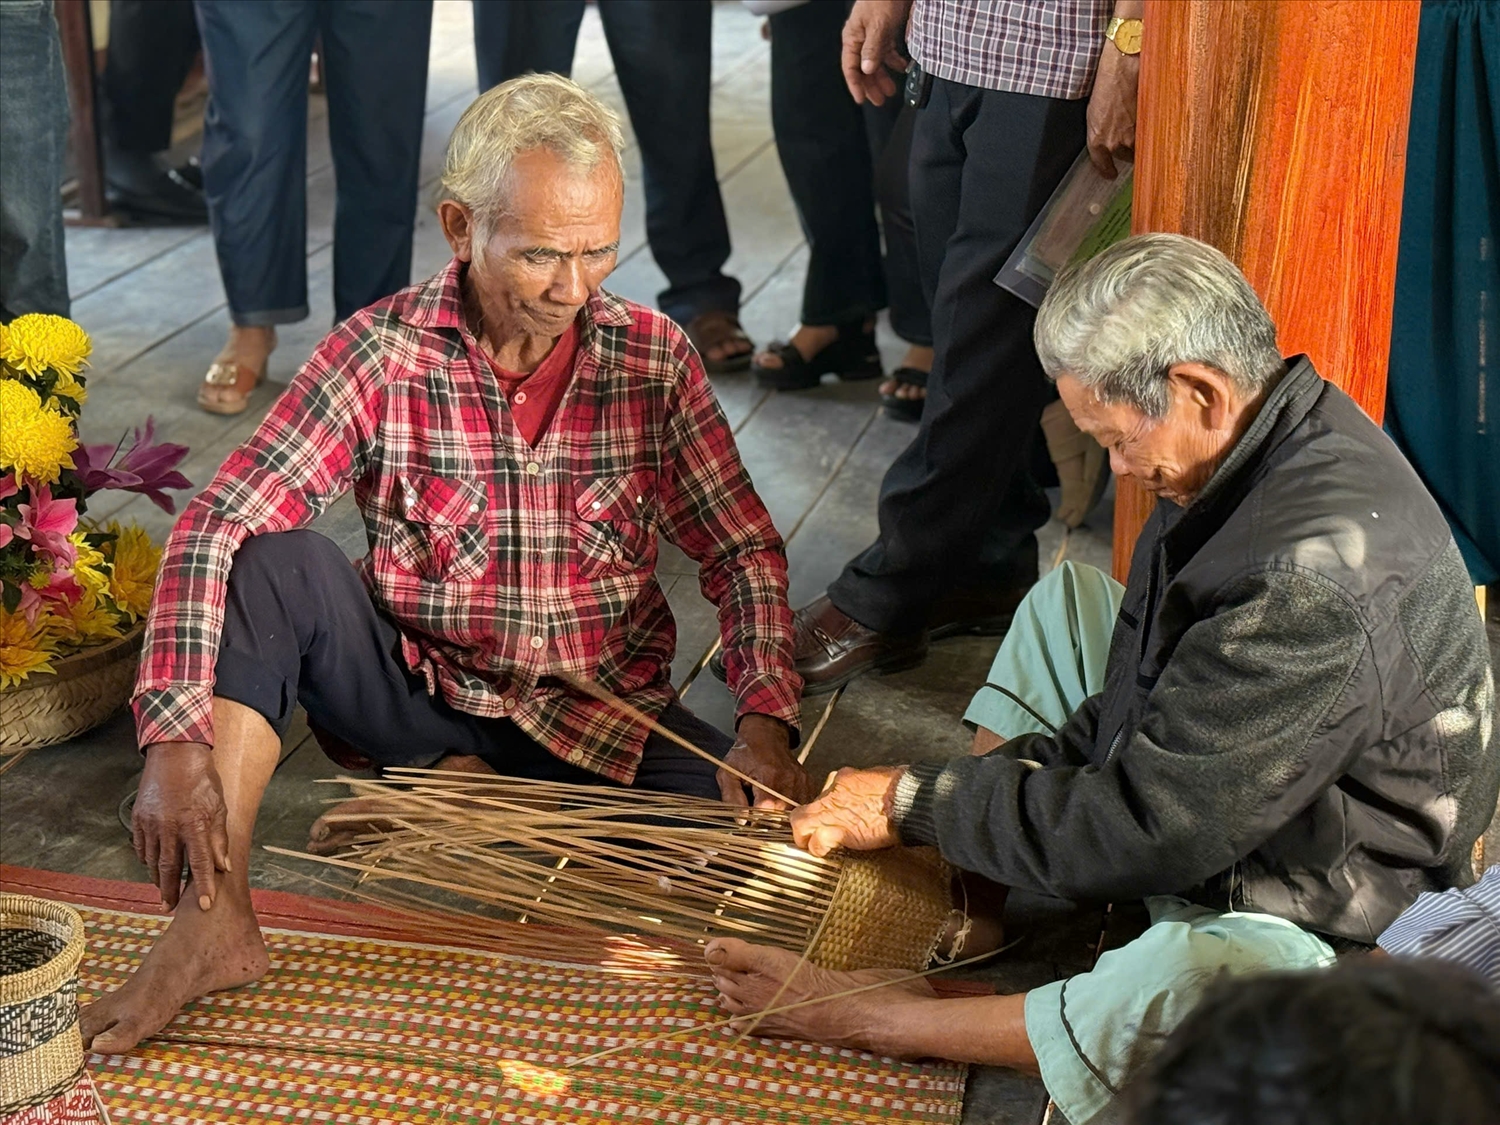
[865,993,1038,1073]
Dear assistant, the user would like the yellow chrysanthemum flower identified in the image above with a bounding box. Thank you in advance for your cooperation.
[50,371,87,407]
[48,590,125,648]
[69,531,110,599]
[0,313,92,378]
[106,522,161,622]
[0,608,60,687]
[0,380,77,486]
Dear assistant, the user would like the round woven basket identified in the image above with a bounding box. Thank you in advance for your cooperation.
[808,846,956,972]
[0,625,144,753]
[0,895,88,1115]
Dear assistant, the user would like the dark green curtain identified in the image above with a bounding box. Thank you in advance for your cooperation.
[1386,0,1500,585]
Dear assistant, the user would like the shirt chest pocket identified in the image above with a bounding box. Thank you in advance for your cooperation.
[574,473,654,580]
[385,474,490,582]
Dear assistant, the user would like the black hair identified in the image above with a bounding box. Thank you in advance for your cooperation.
[1122,957,1500,1125]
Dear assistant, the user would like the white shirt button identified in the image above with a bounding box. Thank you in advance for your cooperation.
[526,461,540,475]
[530,635,545,649]
[591,500,602,510]
[469,502,479,513]
[514,391,527,405]
[503,697,516,710]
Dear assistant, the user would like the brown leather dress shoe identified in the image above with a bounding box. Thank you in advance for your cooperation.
[789,595,929,696]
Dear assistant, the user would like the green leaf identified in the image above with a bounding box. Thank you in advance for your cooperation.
[1,581,21,615]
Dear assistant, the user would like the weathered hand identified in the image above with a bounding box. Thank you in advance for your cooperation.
[133,742,231,911]
[841,0,913,105]
[1086,43,1140,177]
[719,714,813,810]
[789,765,905,857]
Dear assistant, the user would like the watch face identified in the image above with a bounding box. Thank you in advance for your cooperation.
[1116,20,1143,54]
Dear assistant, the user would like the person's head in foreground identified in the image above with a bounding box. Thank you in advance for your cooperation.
[1034,231,1286,507]
[438,72,625,353]
[1123,958,1500,1125]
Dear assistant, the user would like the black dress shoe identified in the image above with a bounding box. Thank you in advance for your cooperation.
[927,552,1039,640]
[105,150,208,224]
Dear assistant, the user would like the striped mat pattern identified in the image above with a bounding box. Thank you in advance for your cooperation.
[2,871,966,1124]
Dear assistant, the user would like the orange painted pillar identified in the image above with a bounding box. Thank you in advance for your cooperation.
[1114,0,1420,578]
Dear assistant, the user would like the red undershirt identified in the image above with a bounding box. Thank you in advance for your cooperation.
[480,320,580,445]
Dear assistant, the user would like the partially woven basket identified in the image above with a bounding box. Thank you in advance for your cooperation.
[808,846,955,972]
[0,625,143,753]
[0,895,89,1115]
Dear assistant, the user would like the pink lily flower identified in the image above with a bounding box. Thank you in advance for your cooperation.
[17,569,84,624]
[0,476,16,502]
[72,417,191,513]
[16,485,79,567]
[0,524,12,550]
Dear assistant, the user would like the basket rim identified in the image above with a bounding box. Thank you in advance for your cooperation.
[0,621,144,692]
[0,894,86,1005]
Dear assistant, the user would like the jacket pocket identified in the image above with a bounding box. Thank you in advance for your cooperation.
[574,473,653,580]
[385,474,490,582]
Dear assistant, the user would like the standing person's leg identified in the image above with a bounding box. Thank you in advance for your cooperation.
[752,0,884,391]
[596,0,750,372]
[102,0,206,223]
[866,99,933,421]
[472,0,586,90]
[317,0,431,324]
[798,83,1086,688]
[0,0,69,320]
[194,0,318,412]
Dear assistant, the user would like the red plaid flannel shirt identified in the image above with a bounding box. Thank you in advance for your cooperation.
[132,260,803,782]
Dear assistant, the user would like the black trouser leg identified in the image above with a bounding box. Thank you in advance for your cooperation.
[865,100,930,347]
[471,0,586,89]
[827,80,1086,634]
[215,531,727,798]
[597,0,739,324]
[318,0,431,323]
[104,0,201,156]
[768,0,884,327]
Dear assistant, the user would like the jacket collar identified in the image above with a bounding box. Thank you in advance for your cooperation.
[396,257,635,336]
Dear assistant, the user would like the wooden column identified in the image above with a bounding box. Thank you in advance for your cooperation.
[1114,0,1420,578]
[54,0,112,225]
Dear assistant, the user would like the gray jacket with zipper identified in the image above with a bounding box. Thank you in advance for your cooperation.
[893,358,1498,944]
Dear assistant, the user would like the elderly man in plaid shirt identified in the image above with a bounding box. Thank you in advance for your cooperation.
[82,75,811,1055]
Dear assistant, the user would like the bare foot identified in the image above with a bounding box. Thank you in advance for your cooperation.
[306,752,499,854]
[81,877,268,1054]
[706,937,937,1052]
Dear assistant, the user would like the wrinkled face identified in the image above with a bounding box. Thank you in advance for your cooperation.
[445,147,622,340]
[1056,368,1240,507]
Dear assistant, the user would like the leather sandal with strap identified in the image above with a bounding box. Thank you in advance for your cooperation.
[198,332,273,416]
[880,366,927,423]
[685,309,754,375]
[752,320,882,391]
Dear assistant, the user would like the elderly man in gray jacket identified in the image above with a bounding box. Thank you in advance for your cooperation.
[701,234,1498,1125]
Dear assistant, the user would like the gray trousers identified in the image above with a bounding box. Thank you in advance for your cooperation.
[0,0,70,320]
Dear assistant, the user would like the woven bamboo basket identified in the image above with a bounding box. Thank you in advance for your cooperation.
[0,895,88,1115]
[0,625,144,753]
[807,846,955,972]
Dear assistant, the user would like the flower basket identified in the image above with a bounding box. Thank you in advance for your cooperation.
[0,624,144,752]
[0,894,107,1122]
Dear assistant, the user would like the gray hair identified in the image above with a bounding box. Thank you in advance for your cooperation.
[1033,233,1285,417]
[442,73,625,235]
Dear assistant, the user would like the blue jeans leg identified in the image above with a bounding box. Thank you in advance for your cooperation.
[318,0,431,322]
[195,0,318,327]
[0,0,70,320]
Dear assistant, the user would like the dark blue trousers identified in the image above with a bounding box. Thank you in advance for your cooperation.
[472,0,739,325]
[216,530,728,799]
[194,0,432,327]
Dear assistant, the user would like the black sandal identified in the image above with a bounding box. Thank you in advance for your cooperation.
[752,320,882,391]
[880,366,928,422]
[686,309,755,375]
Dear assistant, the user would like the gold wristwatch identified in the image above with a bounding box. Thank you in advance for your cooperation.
[1105,17,1143,55]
